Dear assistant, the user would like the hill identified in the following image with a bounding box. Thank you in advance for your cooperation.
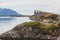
[0,8,21,15]
[0,10,60,40]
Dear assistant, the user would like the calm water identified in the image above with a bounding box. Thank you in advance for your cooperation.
[0,17,31,34]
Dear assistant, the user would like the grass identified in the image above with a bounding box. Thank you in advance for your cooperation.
[22,21,58,31]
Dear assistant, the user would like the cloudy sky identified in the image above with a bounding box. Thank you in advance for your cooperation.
[0,0,60,15]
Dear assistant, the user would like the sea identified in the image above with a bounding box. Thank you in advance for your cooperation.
[0,17,31,34]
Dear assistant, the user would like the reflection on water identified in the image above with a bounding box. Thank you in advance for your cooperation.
[0,18,14,20]
[0,17,31,34]
[0,18,15,23]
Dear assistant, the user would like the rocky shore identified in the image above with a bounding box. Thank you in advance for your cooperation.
[0,22,59,40]
[0,10,60,40]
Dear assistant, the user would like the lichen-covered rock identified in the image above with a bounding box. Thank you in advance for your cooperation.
[0,22,41,38]
[0,22,60,40]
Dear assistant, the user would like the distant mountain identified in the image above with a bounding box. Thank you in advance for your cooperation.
[0,8,21,20]
[0,8,21,15]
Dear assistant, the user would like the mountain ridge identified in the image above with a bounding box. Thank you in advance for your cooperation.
[0,8,21,15]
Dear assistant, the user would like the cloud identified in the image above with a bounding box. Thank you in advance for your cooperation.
[0,0,60,15]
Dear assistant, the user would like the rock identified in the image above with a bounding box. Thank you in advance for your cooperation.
[0,10,60,40]
[0,23,40,38]
[29,10,59,23]
[0,22,59,40]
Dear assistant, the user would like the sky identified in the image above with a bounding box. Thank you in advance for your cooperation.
[0,0,60,34]
[0,0,60,15]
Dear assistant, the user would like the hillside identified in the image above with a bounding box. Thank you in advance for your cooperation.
[0,10,60,40]
[30,10,60,25]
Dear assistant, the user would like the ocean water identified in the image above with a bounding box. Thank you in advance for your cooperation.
[0,17,31,34]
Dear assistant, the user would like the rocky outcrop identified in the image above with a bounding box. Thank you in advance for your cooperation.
[0,24,41,38]
[0,22,60,40]
[1,10,60,40]
[29,10,59,23]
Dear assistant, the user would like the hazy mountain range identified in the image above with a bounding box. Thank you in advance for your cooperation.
[0,8,20,15]
[0,8,21,20]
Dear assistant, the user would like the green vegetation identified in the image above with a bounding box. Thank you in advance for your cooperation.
[57,22,60,28]
[39,23,58,31]
[23,22,40,29]
[48,14,58,20]
[22,22,58,31]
